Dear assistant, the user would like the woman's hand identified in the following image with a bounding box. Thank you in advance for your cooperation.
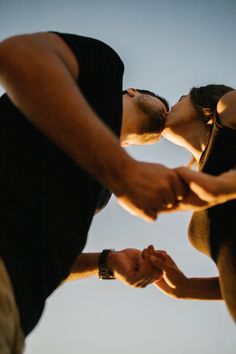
[166,167,236,212]
[143,246,189,299]
[145,245,222,300]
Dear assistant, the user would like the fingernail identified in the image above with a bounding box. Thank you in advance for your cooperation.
[167,203,174,208]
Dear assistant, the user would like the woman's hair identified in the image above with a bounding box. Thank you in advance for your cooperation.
[189,84,234,124]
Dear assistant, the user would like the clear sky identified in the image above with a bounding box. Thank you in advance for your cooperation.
[0,1,236,353]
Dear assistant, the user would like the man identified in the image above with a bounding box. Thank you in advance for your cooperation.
[0,31,185,352]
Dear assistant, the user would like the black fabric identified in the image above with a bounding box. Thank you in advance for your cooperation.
[188,113,236,320]
[0,32,124,335]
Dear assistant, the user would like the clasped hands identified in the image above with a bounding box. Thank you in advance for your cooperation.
[110,246,222,301]
[167,166,236,213]
[107,246,186,293]
[116,160,236,222]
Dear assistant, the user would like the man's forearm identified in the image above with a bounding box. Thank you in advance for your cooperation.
[182,277,222,300]
[0,33,132,195]
[66,253,100,281]
[66,252,117,281]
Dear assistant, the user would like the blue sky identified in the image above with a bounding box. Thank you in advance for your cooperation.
[1,1,236,353]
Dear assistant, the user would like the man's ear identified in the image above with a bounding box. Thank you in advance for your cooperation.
[126,88,138,97]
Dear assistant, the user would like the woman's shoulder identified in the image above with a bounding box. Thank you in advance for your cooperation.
[217,90,236,130]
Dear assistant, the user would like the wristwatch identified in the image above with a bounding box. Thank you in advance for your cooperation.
[98,249,115,280]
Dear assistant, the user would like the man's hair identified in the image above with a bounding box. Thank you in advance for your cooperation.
[189,84,234,124]
[122,89,169,112]
[136,89,169,112]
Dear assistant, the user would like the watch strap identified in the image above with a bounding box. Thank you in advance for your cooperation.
[98,249,115,280]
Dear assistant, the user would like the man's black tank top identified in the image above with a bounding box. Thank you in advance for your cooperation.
[0,32,124,335]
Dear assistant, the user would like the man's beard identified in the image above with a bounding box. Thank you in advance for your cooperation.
[137,95,166,134]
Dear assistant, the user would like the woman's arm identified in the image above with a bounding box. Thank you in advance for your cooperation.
[167,167,236,212]
[179,277,222,300]
[145,246,222,300]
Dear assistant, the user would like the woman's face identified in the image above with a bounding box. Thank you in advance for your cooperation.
[167,94,196,125]
[162,94,197,143]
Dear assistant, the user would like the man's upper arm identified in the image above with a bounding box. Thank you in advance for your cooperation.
[0,32,79,80]
[217,90,236,129]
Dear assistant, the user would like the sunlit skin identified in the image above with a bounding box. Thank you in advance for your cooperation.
[66,248,163,288]
[120,88,167,146]
[147,90,236,304]
[163,95,211,161]
[162,92,236,211]
[144,245,222,300]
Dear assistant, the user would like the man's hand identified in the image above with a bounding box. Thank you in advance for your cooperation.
[115,162,186,222]
[107,248,163,288]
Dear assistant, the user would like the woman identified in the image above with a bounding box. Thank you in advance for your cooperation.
[147,85,236,321]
